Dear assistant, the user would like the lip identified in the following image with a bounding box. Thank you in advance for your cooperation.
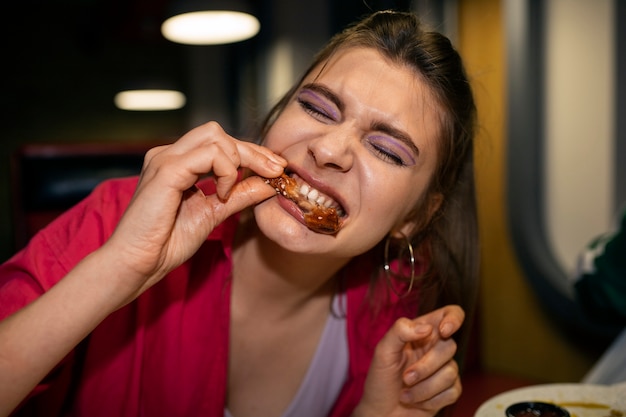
[286,166,348,217]
[275,193,307,226]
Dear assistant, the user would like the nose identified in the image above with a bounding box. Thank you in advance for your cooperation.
[307,128,355,172]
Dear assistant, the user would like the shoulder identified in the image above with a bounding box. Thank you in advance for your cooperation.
[0,176,141,317]
[54,176,138,233]
[37,177,140,271]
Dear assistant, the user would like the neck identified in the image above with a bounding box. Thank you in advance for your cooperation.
[231,220,349,317]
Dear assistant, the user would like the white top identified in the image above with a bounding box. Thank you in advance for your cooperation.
[225,293,349,417]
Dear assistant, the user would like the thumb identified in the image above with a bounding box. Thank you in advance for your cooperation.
[206,176,276,221]
[375,318,433,362]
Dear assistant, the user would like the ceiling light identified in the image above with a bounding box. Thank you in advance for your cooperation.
[114,89,186,111]
[161,1,260,45]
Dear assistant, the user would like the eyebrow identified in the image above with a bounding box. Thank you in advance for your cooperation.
[370,122,420,159]
[300,83,344,113]
[300,82,421,159]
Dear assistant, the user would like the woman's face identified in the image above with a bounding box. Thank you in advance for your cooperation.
[254,47,442,258]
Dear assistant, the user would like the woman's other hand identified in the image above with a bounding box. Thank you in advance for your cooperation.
[104,121,286,302]
[355,305,465,417]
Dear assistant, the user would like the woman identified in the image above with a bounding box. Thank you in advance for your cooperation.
[0,10,478,417]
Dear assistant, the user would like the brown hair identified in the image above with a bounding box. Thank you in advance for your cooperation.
[257,10,479,345]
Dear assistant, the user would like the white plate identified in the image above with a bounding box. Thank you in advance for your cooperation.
[475,382,626,417]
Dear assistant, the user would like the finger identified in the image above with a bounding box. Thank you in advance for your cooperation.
[401,381,462,415]
[413,305,464,339]
[209,147,246,200]
[375,318,433,361]
[140,139,285,202]
[176,135,286,200]
[207,176,279,221]
[171,121,287,170]
[436,305,465,338]
[400,360,460,406]
[235,140,287,176]
[211,144,286,200]
[167,121,236,155]
[424,375,462,410]
[402,338,457,386]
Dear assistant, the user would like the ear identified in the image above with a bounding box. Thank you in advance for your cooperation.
[394,192,443,238]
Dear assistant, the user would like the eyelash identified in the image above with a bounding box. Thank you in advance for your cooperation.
[297,97,407,167]
[298,98,333,121]
[368,142,405,166]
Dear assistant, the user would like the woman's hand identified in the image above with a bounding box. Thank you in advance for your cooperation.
[103,121,287,302]
[0,121,286,416]
[355,305,465,417]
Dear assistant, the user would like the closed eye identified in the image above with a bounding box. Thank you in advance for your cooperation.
[296,84,341,123]
[369,143,404,166]
[298,98,334,122]
[369,123,418,166]
[366,133,417,167]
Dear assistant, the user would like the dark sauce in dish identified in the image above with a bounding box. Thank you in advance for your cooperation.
[506,402,570,417]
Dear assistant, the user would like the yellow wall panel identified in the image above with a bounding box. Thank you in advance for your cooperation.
[457,0,597,381]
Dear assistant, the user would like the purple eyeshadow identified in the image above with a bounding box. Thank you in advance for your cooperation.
[372,135,416,165]
[300,89,339,119]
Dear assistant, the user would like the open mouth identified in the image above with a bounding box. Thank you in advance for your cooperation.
[265,173,346,234]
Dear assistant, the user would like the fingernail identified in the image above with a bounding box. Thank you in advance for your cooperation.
[440,322,454,336]
[400,389,413,404]
[403,370,417,385]
[267,160,284,171]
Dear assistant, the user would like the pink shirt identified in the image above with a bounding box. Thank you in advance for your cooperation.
[1,177,416,417]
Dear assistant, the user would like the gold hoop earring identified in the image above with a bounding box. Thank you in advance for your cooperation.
[383,232,416,297]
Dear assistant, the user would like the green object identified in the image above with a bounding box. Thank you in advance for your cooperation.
[574,208,626,326]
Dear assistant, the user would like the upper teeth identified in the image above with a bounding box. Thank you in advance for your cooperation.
[299,183,334,208]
